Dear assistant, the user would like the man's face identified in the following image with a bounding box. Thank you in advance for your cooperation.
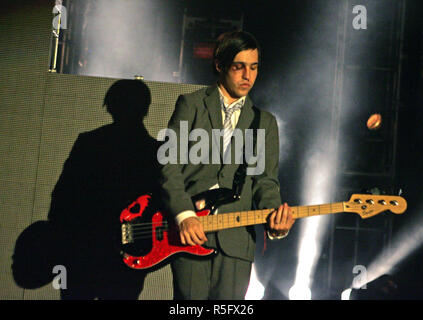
[218,49,259,102]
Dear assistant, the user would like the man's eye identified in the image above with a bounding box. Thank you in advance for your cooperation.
[232,63,243,70]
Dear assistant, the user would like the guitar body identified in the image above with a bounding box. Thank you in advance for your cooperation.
[119,194,215,270]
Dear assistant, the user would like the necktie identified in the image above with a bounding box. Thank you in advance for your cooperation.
[222,101,243,155]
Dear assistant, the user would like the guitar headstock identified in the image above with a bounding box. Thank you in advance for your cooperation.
[344,194,407,219]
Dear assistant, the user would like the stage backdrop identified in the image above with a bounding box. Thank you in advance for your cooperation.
[0,2,204,299]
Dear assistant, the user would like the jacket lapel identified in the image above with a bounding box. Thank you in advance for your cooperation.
[204,85,225,161]
[235,96,254,131]
[229,96,254,166]
[204,85,223,131]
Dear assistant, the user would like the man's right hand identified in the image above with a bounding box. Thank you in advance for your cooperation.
[178,217,208,246]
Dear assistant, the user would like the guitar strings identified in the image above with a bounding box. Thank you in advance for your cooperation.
[124,204,340,231]
[125,210,315,242]
[122,221,170,242]
[126,221,169,228]
[125,211,271,231]
[122,201,396,242]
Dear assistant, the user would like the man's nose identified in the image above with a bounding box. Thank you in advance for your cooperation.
[242,66,250,80]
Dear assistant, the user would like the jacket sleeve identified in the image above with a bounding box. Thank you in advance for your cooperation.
[159,95,197,218]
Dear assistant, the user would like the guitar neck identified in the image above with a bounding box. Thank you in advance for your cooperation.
[199,202,345,233]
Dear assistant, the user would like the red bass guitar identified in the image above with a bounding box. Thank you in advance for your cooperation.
[119,189,406,270]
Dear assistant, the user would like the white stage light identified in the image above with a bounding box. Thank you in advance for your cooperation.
[245,264,265,300]
[290,150,335,300]
[289,283,312,300]
[341,288,352,300]
[351,211,423,290]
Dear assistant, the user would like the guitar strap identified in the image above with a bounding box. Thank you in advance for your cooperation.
[232,106,261,198]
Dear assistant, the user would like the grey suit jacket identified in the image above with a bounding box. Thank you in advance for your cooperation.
[160,85,282,261]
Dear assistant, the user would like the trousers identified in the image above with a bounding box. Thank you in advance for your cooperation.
[171,232,252,300]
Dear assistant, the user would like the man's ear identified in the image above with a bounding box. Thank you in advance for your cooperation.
[214,60,222,74]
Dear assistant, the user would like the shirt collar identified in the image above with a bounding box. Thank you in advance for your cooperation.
[217,86,246,109]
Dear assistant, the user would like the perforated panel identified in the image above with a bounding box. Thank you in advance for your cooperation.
[0,2,205,300]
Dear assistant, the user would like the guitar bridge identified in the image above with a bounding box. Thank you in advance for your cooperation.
[121,223,134,244]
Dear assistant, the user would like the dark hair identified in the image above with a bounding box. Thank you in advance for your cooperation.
[212,30,261,75]
[103,79,151,122]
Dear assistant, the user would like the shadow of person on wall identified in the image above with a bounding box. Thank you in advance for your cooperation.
[12,79,162,299]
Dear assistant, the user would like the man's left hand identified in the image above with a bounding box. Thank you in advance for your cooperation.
[267,203,295,238]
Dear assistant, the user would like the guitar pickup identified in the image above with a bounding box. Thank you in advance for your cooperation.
[121,223,134,244]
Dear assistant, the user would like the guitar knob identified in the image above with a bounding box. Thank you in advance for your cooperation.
[390,200,399,206]
[195,199,206,210]
[378,200,387,205]
[366,199,374,204]
[354,199,363,204]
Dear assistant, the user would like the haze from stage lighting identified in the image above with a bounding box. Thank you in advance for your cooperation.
[290,147,336,299]
[245,263,265,300]
[80,0,178,82]
[350,209,423,290]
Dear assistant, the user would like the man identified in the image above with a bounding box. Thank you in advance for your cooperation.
[160,31,295,300]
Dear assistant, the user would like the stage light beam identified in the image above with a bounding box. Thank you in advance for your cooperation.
[349,210,423,290]
[290,149,336,300]
[245,263,265,300]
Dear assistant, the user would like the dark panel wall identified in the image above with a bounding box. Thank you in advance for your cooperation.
[0,2,51,299]
[0,2,203,299]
